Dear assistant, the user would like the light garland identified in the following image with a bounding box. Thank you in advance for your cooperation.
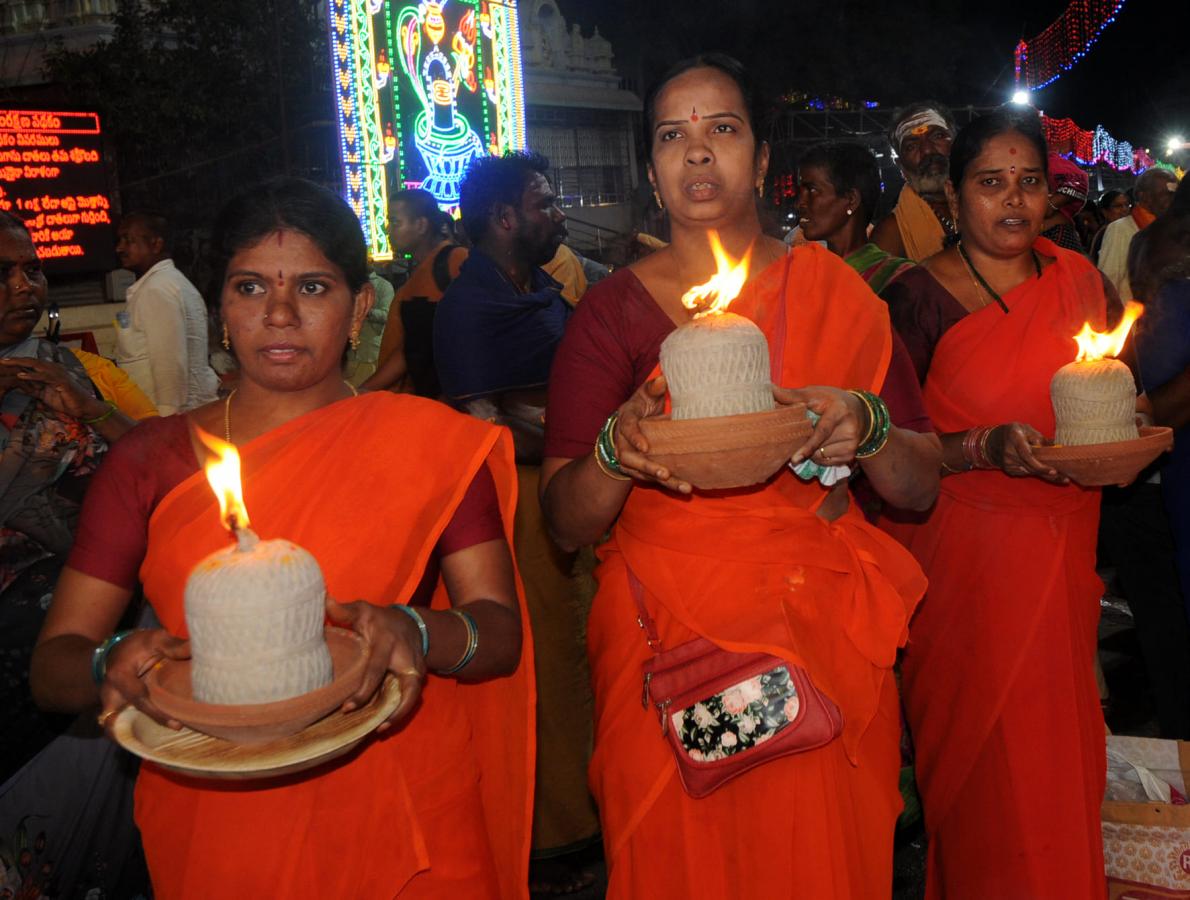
[1042,115,1174,174]
[327,0,526,255]
[1014,0,1127,90]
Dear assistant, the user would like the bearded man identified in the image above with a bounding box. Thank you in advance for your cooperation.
[872,102,958,261]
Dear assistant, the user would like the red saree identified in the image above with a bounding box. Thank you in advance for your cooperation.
[891,238,1108,898]
[134,393,534,900]
[590,245,927,898]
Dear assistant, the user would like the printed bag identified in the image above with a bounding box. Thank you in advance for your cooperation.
[628,570,843,799]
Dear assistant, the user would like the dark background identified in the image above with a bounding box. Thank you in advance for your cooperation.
[558,0,1186,158]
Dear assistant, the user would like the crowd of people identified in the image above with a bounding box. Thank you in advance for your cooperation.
[0,49,1186,900]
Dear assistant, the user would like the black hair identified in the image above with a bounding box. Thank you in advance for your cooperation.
[949,107,1048,188]
[1172,174,1190,216]
[1098,189,1127,210]
[798,142,881,226]
[209,176,369,295]
[0,210,30,236]
[642,52,762,160]
[390,188,440,227]
[459,150,551,245]
[120,210,173,252]
[887,100,957,151]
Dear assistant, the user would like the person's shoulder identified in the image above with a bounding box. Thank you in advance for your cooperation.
[354,391,500,437]
[104,413,189,467]
[573,267,647,318]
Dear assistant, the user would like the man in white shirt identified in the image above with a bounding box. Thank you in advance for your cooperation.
[114,212,219,415]
[1097,168,1178,300]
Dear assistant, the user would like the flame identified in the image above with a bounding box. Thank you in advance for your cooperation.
[680,232,752,318]
[195,426,251,533]
[1073,301,1143,362]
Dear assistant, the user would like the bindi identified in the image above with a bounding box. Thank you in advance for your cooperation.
[277,270,285,287]
[1008,147,1018,155]
[1010,165,1017,174]
[690,106,699,123]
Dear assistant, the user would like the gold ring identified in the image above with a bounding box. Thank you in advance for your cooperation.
[817,447,826,457]
[97,709,116,729]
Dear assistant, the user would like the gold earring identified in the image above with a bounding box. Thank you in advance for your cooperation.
[221,322,230,351]
[349,330,361,351]
[653,190,664,211]
[756,182,765,199]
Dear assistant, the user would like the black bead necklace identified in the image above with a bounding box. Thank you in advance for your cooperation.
[957,241,1041,314]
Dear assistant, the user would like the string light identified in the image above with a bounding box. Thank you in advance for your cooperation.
[1014,0,1127,90]
[1042,115,1174,174]
[328,0,527,255]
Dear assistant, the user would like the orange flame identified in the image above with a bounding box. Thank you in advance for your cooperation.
[195,426,251,533]
[680,232,752,318]
[1073,301,1143,362]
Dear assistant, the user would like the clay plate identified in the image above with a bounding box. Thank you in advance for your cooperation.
[146,627,368,743]
[638,404,813,490]
[113,674,401,780]
[1032,426,1174,486]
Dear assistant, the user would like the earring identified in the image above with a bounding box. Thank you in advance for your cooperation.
[653,190,665,211]
[349,330,361,351]
[846,208,853,217]
[221,322,230,351]
[756,182,765,199]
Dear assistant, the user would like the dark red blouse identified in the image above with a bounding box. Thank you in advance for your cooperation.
[545,267,933,459]
[69,414,503,605]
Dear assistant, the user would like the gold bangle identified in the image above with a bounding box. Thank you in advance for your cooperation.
[847,390,876,447]
[593,447,631,481]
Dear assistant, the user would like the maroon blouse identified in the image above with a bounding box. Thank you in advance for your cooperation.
[69,414,503,605]
[545,267,933,459]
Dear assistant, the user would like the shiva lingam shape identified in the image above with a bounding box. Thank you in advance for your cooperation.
[1050,302,1142,446]
[639,234,811,489]
[183,430,333,705]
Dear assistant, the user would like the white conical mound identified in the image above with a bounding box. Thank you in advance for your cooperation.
[660,312,775,421]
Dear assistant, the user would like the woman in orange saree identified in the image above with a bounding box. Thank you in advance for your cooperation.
[881,110,1116,898]
[540,55,941,898]
[30,178,534,899]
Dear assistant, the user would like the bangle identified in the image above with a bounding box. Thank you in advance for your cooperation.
[82,400,118,425]
[392,604,430,658]
[91,630,137,685]
[436,608,479,675]
[593,447,630,481]
[595,412,628,477]
[850,390,891,459]
[961,426,997,469]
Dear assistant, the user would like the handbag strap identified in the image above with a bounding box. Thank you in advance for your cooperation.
[625,568,663,650]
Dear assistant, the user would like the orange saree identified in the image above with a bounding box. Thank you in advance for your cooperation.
[590,245,927,898]
[890,239,1108,898]
[134,393,534,900]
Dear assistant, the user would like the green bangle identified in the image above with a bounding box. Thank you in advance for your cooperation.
[392,604,430,657]
[596,412,626,475]
[82,400,118,425]
[91,629,137,685]
[851,390,892,459]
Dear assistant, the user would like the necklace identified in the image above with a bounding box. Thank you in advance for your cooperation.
[224,381,359,443]
[957,242,1041,314]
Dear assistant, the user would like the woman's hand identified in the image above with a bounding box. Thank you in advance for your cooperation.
[613,375,692,494]
[325,597,425,734]
[0,357,103,421]
[782,385,866,466]
[987,423,1069,483]
[97,629,191,734]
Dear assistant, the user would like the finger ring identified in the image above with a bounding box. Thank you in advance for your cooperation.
[817,447,826,457]
[97,710,116,728]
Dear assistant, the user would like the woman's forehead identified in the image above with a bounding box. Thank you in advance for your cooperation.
[655,67,746,117]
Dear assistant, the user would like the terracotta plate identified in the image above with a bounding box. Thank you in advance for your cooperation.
[1032,426,1174,486]
[146,627,368,743]
[638,404,813,490]
[113,674,401,780]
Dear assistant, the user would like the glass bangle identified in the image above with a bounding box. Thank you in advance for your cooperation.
[91,629,137,685]
[436,609,479,675]
[393,604,430,657]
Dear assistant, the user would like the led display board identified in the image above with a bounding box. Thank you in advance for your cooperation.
[0,109,116,275]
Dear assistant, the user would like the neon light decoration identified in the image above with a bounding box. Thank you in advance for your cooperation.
[329,0,526,259]
[1042,114,1172,174]
[1014,0,1127,91]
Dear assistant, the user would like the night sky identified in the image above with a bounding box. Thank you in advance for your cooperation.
[556,0,1186,160]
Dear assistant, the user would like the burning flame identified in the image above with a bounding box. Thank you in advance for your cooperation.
[680,232,752,318]
[1073,301,1143,362]
[195,426,251,533]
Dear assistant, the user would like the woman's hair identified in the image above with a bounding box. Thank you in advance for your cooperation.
[798,142,881,225]
[209,177,369,294]
[948,107,1049,188]
[0,210,30,237]
[642,52,761,159]
[1098,189,1126,210]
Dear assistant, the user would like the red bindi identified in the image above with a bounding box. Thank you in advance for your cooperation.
[277,270,285,286]
[1009,147,1018,155]
[690,107,699,122]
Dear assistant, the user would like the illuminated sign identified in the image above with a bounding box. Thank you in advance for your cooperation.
[329,0,526,259]
[0,110,116,275]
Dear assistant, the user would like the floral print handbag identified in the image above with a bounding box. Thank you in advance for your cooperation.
[629,570,843,799]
